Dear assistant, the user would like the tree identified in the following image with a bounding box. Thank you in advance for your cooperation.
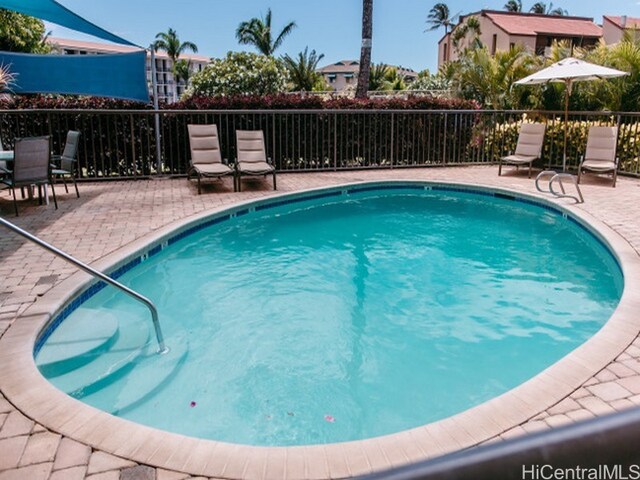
[0,9,50,53]
[355,0,373,99]
[529,2,568,15]
[185,51,288,97]
[282,47,325,92]
[154,28,198,101]
[426,3,456,33]
[236,8,296,56]
[446,44,537,108]
[503,0,522,12]
[174,59,192,86]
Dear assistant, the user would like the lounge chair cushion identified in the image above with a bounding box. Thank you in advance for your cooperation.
[581,160,616,172]
[237,161,274,174]
[192,163,233,175]
[501,154,537,165]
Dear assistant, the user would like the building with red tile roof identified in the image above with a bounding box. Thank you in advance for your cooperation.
[438,10,602,67]
[603,16,640,44]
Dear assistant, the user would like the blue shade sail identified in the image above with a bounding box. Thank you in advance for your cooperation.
[0,51,149,102]
[0,0,137,46]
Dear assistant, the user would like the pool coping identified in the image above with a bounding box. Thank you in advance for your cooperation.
[1,179,639,479]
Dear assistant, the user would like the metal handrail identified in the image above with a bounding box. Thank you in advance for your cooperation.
[535,170,584,204]
[0,216,169,354]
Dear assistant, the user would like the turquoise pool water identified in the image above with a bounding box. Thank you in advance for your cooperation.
[36,187,623,446]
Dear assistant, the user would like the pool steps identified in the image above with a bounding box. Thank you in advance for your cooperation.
[36,310,119,377]
[36,310,188,414]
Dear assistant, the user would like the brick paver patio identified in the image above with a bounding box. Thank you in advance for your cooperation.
[1,166,640,479]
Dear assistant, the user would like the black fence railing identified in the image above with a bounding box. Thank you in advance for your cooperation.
[1,109,639,179]
[364,406,640,480]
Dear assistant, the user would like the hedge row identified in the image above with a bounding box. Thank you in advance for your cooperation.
[0,93,479,111]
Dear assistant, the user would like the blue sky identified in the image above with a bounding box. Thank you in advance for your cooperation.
[50,0,640,72]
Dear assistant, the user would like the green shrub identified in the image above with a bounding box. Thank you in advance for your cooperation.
[185,51,289,97]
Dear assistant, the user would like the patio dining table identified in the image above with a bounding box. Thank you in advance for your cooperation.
[0,150,13,171]
[0,150,52,205]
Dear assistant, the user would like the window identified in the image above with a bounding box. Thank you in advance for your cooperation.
[509,42,515,50]
[491,34,497,55]
[443,43,448,62]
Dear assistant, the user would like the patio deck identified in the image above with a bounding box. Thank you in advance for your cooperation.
[1,166,640,480]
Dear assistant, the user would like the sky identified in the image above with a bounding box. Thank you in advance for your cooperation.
[48,0,640,72]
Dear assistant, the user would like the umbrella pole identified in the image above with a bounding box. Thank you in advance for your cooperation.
[563,80,572,172]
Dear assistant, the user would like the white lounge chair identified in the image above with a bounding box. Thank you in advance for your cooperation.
[498,123,546,178]
[577,126,619,187]
[187,124,235,194]
[235,130,276,191]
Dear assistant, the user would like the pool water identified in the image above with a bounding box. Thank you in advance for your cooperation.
[36,188,623,446]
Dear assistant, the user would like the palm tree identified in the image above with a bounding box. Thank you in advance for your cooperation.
[529,2,568,15]
[368,63,391,91]
[236,8,297,56]
[282,47,325,91]
[174,59,192,84]
[154,28,198,101]
[426,3,456,33]
[356,0,374,99]
[503,0,522,12]
[448,44,537,108]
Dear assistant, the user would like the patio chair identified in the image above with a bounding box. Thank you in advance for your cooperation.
[498,123,546,178]
[235,130,276,192]
[187,124,235,194]
[577,126,619,187]
[51,130,81,198]
[0,136,57,216]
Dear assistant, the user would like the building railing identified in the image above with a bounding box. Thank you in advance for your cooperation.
[0,109,639,179]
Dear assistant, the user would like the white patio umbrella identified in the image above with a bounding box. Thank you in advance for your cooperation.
[514,57,628,171]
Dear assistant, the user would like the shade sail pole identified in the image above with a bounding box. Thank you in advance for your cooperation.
[150,46,162,175]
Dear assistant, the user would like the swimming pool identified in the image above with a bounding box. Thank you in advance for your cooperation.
[34,183,623,447]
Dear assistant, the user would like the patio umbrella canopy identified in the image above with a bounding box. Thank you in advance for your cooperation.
[515,57,628,171]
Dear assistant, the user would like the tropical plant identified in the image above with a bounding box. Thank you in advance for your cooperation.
[356,0,374,99]
[412,71,451,91]
[0,63,16,92]
[368,63,391,91]
[578,35,640,112]
[446,44,538,108]
[503,0,522,12]
[0,9,51,53]
[452,16,482,52]
[282,47,325,92]
[529,2,568,15]
[174,59,192,87]
[185,51,288,97]
[236,8,296,56]
[154,28,198,62]
[154,28,198,101]
[426,3,457,33]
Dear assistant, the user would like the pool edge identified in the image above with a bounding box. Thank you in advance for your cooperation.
[1,179,639,479]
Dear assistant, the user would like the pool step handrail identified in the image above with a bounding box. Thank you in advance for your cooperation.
[535,170,584,204]
[0,216,169,355]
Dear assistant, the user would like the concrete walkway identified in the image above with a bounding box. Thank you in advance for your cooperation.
[1,166,640,480]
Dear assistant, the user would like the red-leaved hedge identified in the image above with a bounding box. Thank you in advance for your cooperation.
[0,93,479,111]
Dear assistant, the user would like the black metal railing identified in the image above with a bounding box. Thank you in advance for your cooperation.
[363,406,640,480]
[1,109,639,179]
